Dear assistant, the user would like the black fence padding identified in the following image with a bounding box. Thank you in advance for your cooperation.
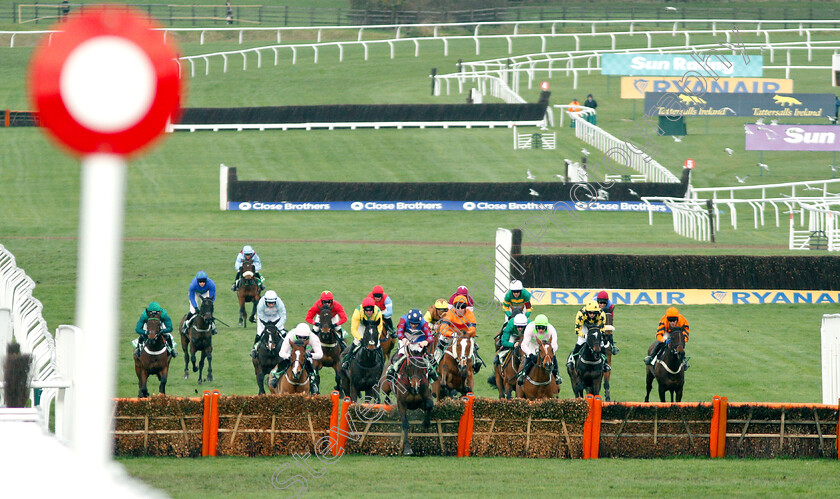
[516,254,840,290]
[179,103,547,124]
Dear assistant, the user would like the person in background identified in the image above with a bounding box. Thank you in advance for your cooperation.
[584,94,598,124]
[645,306,689,369]
[448,285,474,309]
[184,271,216,334]
[568,98,581,127]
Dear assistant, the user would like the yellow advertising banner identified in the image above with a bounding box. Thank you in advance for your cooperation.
[620,76,794,99]
[529,289,840,306]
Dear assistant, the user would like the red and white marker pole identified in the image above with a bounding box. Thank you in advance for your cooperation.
[29,8,181,466]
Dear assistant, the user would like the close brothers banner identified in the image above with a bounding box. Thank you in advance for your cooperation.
[620,76,793,99]
[529,289,840,306]
[227,200,672,212]
[643,92,835,117]
[745,124,840,151]
[601,53,763,77]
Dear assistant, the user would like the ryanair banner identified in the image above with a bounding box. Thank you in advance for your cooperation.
[620,76,793,99]
[601,53,763,77]
[529,288,840,306]
[643,92,835,118]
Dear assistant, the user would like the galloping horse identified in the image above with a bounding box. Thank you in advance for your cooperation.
[273,338,311,395]
[180,296,215,384]
[567,325,604,398]
[134,316,171,397]
[312,306,343,393]
[493,330,523,399]
[494,304,524,351]
[433,334,474,399]
[645,328,687,402]
[381,343,434,456]
[236,259,260,326]
[516,340,560,400]
[253,319,283,395]
[339,319,383,402]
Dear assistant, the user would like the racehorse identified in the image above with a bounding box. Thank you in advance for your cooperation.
[253,319,283,395]
[134,316,171,397]
[645,328,687,402]
[433,333,474,399]
[492,330,523,399]
[180,295,215,384]
[312,305,343,393]
[339,319,383,402]
[494,304,524,351]
[601,324,617,402]
[273,338,311,395]
[380,343,434,456]
[567,325,604,398]
[516,340,560,400]
[380,328,395,363]
[236,259,260,326]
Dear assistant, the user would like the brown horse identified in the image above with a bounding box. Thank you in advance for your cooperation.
[272,338,311,394]
[134,316,171,397]
[645,328,687,403]
[493,332,523,399]
[567,325,604,398]
[236,259,260,326]
[380,343,434,455]
[253,319,283,395]
[516,340,560,400]
[180,295,215,384]
[432,334,474,399]
[312,305,343,393]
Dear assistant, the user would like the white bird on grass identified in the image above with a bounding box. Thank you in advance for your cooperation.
[735,175,749,184]
[804,185,822,191]
[770,119,779,126]
[755,118,765,125]
[829,165,838,172]
[529,188,540,197]
[665,6,678,11]
[672,136,682,142]
[827,115,838,123]
[555,174,566,181]
[724,147,734,156]
[744,126,754,135]
[526,169,536,180]
[628,188,640,197]
[758,163,769,172]
[581,148,590,157]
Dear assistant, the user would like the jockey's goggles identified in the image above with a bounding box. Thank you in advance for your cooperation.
[597,299,608,305]
[436,307,448,313]
[667,317,678,322]
[363,306,374,312]
[586,310,597,315]
[373,293,382,299]
[512,290,521,294]
[454,303,467,310]
[536,325,547,331]
[197,279,207,285]
[321,299,333,305]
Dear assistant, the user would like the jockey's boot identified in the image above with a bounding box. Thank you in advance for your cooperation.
[517,355,536,386]
[165,333,178,358]
[602,354,611,371]
[427,360,439,382]
[487,374,497,387]
[134,336,145,359]
[567,343,583,369]
[341,343,359,371]
[644,342,664,366]
[473,348,486,374]
[384,356,402,381]
[231,271,240,291]
[268,373,280,389]
[250,333,261,359]
[682,357,691,370]
[552,355,562,385]
[611,339,620,355]
[384,317,397,339]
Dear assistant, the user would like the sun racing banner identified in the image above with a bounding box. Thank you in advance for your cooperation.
[620,76,792,99]
[745,124,840,151]
[529,289,840,306]
[601,53,763,77]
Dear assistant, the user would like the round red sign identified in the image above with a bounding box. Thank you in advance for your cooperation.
[684,158,695,169]
[29,8,181,156]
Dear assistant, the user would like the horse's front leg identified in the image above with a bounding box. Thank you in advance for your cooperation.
[423,396,434,429]
[603,370,611,402]
[658,382,667,403]
[138,370,149,398]
[206,346,214,382]
[644,368,654,403]
[676,385,683,403]
[239,302,246,327]
[249,301,257,323]
[401,406,413,456]
[256,367,266,395]
[197,350,206,384]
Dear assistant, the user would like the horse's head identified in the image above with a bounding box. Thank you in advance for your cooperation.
[146,317,161,341]
[667,326,686,358]
[509,305,524,318]
[240,259,256,280]
[317,306,334,336]
[450,334,474,377]
[290,339,309,381]
[404,352,429,394]
[586,326,602,354]
[261,320,281,352]
[361,319,381,351]
[537,340,554,371]
[199,296,215,322]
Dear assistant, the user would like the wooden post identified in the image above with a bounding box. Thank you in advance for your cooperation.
[710,396,721,458]
[717,396,728,457]
[201,390,211,456]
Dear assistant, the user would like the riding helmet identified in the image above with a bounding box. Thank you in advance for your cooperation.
[584,300,600,313]
[407,309,422,325]
[434,298,448,311]
[242,245,254,255]
[513,313,528,327]
[597,290,609,301]
[361,297,375,309]
[265,290,278,303]
[534,314,549,327]
[372,285,384,295]
[196,270,208,280]
[510,280,523,291]
[320,290,333,301]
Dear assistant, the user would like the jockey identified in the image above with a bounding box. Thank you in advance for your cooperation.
[516,314,561,386]
[341,297,384,370]
[448,285,475,309]
[645,306,690,368]
[496,313,528,366]
[503,280,532,322]
[384,309,438,382]
[434,295,485,373]
[134,301,176,358]
[305,290,348,332]
[596,290,619,355]
[424,298,449,333]
[249,290,287,359]
[184,271,216,334]
[567,300,606,369]
[368,285,397,339]
[270,323,324,394]
[231,245,264,291]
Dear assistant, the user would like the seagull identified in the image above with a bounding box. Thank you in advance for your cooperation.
[758,163,769,172]
[830,165,839,172]
[529,188,540,197]
[755,118,765,125]
[724,147,734,156]
[827,115,838,123]
[526,169,536,180]
[735,175,749,184]
[672,136,682,142]
[744,126,754,135]
[628,188,640,197]
[665,6,678,11]
[770,119,779,126]
[555,174,566,180]
[804,185,822,191]
[581,148,590,157]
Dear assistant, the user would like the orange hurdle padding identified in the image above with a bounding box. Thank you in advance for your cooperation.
[329,391,340,456]
[457,395,470,457]
[710,396,721,458]
[201,390,211,456]
[209,390,221,456]
[336,397,351,456]
[464,393,476,457]
[4,110,9,128]
[591,396,602,459]
[582,394,595,459]
[717,396,728,458]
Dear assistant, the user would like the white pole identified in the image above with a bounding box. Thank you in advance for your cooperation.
[73,153,126,466]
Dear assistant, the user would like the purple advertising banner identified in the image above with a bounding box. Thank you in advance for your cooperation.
[745,124,840,151]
